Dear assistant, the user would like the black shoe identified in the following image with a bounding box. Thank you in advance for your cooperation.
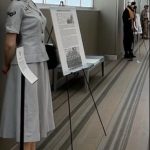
[124,55,129,59]
[132,55,136,58]
[128,55,133,61]
[128,58,133,61]
[128,56,133,61]
[130,52,136,58]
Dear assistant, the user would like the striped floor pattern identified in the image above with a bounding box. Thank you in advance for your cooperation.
[0,39,149,150]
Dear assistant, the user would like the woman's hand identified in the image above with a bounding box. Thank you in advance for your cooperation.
[3,33,17,75]
[2,64,10,75]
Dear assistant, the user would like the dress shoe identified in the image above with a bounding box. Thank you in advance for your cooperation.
[128,55,133,61]
[132,54,136,58]
[124,55,129,59]
[130,53,136,58]
[128,58,133,61]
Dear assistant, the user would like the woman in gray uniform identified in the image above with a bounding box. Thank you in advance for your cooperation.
[0,0,55,149]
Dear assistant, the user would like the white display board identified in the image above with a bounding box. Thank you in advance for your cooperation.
[134,13,142,34]
[50,7,87,76]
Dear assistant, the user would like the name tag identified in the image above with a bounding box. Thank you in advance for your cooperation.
[16,47,38,84]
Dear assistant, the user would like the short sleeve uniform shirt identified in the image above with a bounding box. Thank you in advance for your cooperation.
[6,0,49,64]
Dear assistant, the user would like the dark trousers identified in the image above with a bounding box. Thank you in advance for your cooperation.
[123,30,134,57]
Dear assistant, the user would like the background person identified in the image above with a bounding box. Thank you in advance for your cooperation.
[140,5,149,39]
[122,2,136,60]
[0,0,55,150]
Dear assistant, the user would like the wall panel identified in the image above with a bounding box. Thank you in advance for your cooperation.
[94,0,118,55]
[41,8,100,55]
[0,0,9,115]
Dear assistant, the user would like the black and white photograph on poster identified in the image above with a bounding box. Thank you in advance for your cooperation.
[50,7,87,75]
[65,46,82,69]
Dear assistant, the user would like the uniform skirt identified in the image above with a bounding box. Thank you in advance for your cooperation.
[0,62,55,142]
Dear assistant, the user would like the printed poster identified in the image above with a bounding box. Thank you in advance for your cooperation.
[50,7,87,75]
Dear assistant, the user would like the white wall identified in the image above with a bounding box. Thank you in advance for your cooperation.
[139,0,149,12]
[93,0,124,56]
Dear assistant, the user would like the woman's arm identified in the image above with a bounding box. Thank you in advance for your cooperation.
[2,33,17,74]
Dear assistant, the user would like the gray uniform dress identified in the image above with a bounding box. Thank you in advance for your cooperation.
[0,0,55,142]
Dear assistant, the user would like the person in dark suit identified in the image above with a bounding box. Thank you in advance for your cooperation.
[122,2,136,60]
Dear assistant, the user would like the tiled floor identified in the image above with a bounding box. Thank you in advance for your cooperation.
[0,39,149,150]
[39,40,149,150]
[125,71,149,150]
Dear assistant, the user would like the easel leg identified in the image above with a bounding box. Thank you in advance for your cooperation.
[84,69,89,90]
[51,69,55,90]
[82,69,107,136]
[101,62,104,77]
[65,76,74,150]
[20,74,25,150]
[53,68,58,91]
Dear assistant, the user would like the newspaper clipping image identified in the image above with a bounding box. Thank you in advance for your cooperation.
[51,8,87,75]
[56,10,82,69]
